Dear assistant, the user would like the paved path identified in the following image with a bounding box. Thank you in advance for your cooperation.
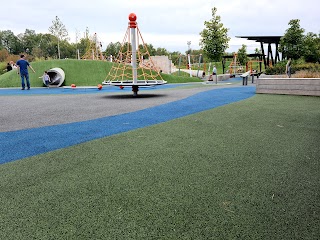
[0,82,256,164]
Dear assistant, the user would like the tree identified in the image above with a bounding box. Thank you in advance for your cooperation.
[0,32,4,50]
[254,48,261,55]
[199,7,230,62]
[19,29,38,55]
[38,33,57,59]
[75,28,91,58]
[0,49,10,62]
[59,40,76,59]
[253,48,262,60]
[170,51,181,56]
[279,19,305,60]
[104,42,122,57]
[31,47,43,59]
[138,43,156,56]
[155,47,169,56]
[77,37,90,58]
[303,32,320,63]
[0,30,23,54]
[237,44,248,66]
[48,16,68,59]
[188,49,205,64]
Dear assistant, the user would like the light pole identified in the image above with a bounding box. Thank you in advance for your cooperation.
[187,41,191,53]
[187,41,192,77]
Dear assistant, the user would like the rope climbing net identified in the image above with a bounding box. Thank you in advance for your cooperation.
[82,33,104,60]
[103,24,164,83]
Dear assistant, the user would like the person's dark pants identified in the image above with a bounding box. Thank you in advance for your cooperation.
[20,73,30,89]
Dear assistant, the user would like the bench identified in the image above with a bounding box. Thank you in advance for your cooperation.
[240,71,251,85]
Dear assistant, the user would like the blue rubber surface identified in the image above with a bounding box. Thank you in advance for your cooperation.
[0,83,186,96]
[0,77,243,96]
[0,86,255,164]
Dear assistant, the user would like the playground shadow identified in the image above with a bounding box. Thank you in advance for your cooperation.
[102,93,168,99]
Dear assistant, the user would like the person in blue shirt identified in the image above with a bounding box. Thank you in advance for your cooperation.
[16,54,36,90]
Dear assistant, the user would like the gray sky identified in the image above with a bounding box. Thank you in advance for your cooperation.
[2,0,319,53]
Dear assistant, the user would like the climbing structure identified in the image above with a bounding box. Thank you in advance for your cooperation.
[229,53,243,75]
[246,60,262,73]
[103,13,166,96]
[172,54,204,77]
[82,33,104,60]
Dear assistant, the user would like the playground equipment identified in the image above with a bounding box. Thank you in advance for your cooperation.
[43,68,65,87]
[229,53,244,76]
[82,33,104,60]
[174,54,205,78]
[246,60,263,73]
[245,60,264,84]
[102,13,166,96]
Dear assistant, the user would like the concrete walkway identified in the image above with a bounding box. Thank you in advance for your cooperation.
[0,84,255,164]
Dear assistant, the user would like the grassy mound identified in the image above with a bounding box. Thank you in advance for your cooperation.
[0,60,199,88]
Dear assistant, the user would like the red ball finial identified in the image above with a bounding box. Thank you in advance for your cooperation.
[128,13,137,21]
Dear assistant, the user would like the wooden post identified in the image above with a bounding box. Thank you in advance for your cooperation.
[222,58,225,74]
[188,54,192,77]
[178,55,182,76]
[260,42,267,69]
[196,54,202,77]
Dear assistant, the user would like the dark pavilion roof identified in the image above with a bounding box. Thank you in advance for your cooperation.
[236,36,283,44]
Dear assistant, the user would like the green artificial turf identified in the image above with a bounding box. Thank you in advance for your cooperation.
[0,94,319,239]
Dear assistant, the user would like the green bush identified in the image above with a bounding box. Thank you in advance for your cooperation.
[294,62,320,72]
[265,61,292,75]
[0,62,6,75]
[265,59,320,75]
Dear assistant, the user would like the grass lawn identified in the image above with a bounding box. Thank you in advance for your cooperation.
[0,94,319,239]
[0,60,199,88]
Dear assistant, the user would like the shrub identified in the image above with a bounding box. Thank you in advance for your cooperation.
[0,49,9,62]
[293,70,320,78]
[265,63,296,75]
[265,59,320,75]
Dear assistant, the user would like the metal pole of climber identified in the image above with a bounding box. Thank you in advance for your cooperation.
[129,13,139,96]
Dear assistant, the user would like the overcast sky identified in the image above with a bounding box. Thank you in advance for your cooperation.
[1,0,319,53]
